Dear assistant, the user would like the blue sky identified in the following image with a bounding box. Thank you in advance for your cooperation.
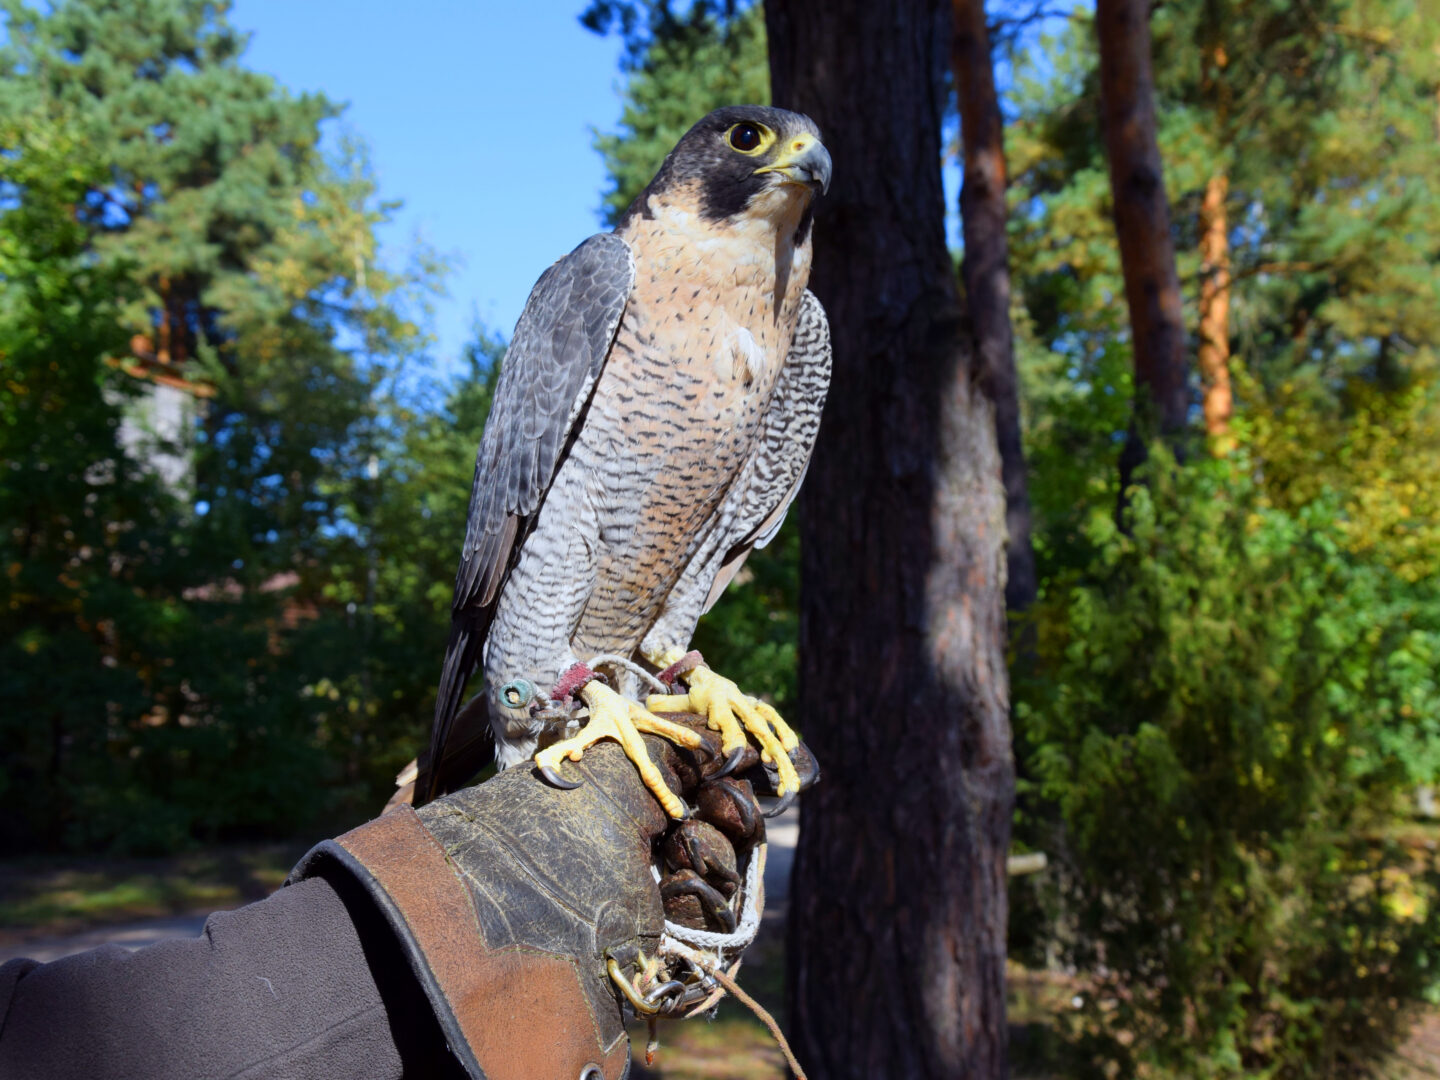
[236,0,629,370]
[234,2,985,374]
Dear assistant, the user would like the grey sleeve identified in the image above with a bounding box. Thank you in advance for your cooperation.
[0,873,465,1080]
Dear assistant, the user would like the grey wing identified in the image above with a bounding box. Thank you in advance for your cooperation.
[421,232,634,804]
[703,289,832,613]
[455,232,635,613]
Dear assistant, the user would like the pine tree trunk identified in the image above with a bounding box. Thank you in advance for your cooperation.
[952,0,1037,613]
[767,1,1014,1076]
[1197,171,1233,454]
[1095,0,1189,488]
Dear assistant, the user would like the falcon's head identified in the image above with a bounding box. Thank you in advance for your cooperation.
[622,106,832,228]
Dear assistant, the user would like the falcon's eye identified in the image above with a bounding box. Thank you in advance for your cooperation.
[727,122,768,154]
[499,679,535,710]
[729,124,761,151]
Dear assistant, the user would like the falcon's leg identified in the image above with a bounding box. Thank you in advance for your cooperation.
[533,664,705,820]
[643,646,804,812]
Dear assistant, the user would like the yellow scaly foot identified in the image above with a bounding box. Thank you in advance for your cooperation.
[534,673,704,820]
[645,650,802,808]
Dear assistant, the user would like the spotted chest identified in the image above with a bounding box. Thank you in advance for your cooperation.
[568,187,814,648]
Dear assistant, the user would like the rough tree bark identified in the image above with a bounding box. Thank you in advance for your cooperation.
[952,0,1037,613]
[1095,0,1190,489]
[1197,171,1233,453]
[768,1,1015,1076]
[1197,37,1234,455]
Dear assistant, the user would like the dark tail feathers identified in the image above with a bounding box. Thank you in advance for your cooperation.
[415,617,488,806]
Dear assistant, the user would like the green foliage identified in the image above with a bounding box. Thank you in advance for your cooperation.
[1007,0,1440,578]
[1251,369,1440,586]
[0,99,186,852]
[1007,0,1440,1070]
[588,0,769,224]
[294,332,503,806]
[1016,454,1440,1076]
[0,0,445,852]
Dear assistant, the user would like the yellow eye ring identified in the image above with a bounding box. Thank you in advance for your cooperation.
[727,121,775,156]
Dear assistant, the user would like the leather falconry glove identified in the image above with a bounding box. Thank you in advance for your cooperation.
[288,723,817,1080]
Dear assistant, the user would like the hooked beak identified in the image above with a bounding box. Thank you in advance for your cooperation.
[756,132,832,196]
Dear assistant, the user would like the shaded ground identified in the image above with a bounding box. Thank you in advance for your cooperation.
[0,914,214,964]
[1383,1012,1440,1080]
[0,842,305,954]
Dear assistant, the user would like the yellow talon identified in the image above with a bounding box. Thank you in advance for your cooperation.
[647,666,802,798]
[534,680,703,819]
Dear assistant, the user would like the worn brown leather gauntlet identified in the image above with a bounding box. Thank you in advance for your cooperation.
[288,724,814,1080]
[290,743,660,1080]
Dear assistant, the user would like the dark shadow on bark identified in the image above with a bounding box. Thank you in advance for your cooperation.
[768,1,1015,1076]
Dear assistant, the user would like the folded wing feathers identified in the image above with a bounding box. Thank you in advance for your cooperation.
[701,290,832,614]
[420,234,633,803]
[450,234,633,616]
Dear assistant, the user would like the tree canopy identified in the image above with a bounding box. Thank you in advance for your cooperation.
[0,0,459,850]
[1004,0,1440,1072]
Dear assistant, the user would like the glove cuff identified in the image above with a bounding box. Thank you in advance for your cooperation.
[290,806,631,1080]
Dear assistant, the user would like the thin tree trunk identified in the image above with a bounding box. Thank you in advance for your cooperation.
[768,1,1014,1076]
[952,0,1037,612]
[1197,171,1233,453]
[1095,0,1189,490]
[1196,31,1233,456]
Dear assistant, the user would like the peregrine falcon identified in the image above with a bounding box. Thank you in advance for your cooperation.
[411,106,832,819]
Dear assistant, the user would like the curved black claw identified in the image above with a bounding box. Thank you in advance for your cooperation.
[713,745,748,779]
[791,745,822,791]
[683,826,739,893]
[682,831,707,876]
[763,785,798,818]
[537,763,582,791]
[694,777,764,849]
[662,872,738,933]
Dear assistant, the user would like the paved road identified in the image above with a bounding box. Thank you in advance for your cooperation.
[1,808,800,965]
